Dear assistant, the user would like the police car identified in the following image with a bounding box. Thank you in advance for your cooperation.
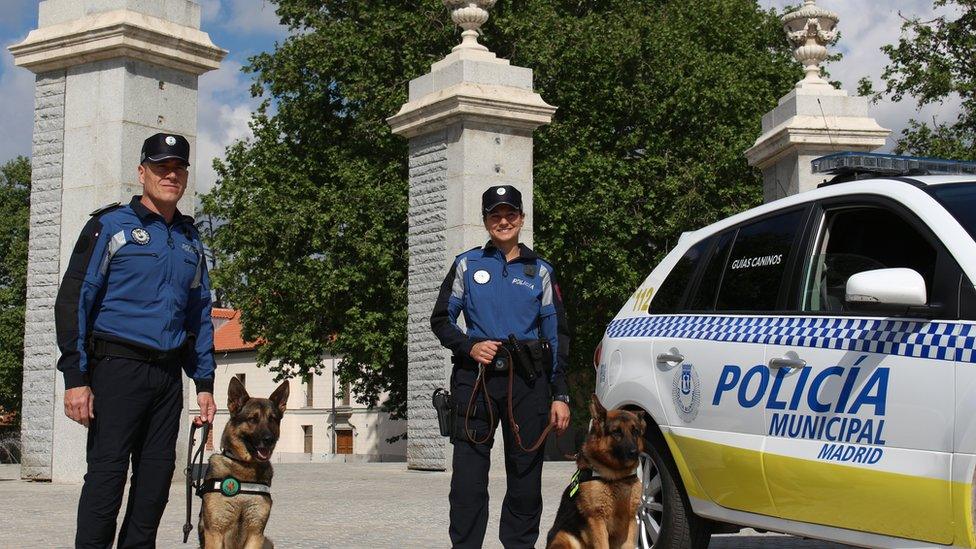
[595,153,976,548]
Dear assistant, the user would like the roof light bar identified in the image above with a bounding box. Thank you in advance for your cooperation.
[812,152,976,177]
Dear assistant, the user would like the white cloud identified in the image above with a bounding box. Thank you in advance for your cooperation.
[757,0,964,151]
[214,0,286,38]
[195,60,258,196]
[0,35,35,163]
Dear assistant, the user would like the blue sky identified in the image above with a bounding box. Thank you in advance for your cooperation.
[0,1,965,195]
[0,0,287,194]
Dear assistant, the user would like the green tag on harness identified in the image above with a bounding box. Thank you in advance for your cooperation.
[568,469,581,498]
[220,477,241,497]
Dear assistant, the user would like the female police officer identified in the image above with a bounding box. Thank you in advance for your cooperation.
[431,185,571,548]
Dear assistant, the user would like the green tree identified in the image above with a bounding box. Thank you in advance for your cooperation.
[203,0,800,419]
[0,156,30,424]
[858,0,976,159]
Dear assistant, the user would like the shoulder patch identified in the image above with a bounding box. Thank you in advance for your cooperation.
[89,202,122,217]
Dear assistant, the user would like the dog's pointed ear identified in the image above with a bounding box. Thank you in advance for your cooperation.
[228,376,249,416]
[634,410,648,433]
[589,394,607,432]
[269,380,290,416]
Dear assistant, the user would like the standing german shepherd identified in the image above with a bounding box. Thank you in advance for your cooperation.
[547,395,647,549]
[199,377,289,548]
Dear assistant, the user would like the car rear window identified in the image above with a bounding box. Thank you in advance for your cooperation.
[715,209,804,311]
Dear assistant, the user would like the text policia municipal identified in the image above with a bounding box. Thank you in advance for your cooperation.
[713,362,888,465]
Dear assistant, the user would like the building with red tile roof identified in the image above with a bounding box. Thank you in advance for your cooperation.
[190,309,405,462]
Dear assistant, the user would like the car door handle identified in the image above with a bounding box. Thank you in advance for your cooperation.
[768,357,806,370]
[656,352,684,365]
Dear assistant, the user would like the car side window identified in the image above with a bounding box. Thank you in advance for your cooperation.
[802,206,936,313]
[714,209,804,311]
[648,238,710,314]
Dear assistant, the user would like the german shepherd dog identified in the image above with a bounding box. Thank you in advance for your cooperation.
[547,395,647,549]
[199,377,289,548]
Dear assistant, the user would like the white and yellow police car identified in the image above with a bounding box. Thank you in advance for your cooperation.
[595,153,976,548]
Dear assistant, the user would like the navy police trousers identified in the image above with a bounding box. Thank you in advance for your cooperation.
[75,355,183,548]
[449,366,551,549]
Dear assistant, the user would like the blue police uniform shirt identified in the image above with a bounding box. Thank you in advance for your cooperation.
[431,242,570,397]
[54,196,216,392]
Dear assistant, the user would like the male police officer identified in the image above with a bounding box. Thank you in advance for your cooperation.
[431,185,571,548]
[56,133,217,548]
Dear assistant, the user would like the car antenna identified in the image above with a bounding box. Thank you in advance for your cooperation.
[817,97,837,185]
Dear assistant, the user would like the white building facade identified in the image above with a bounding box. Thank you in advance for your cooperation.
[188,309,406,463]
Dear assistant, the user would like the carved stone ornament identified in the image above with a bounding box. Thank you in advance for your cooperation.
[443,0,497,52]
[782,0,839,88]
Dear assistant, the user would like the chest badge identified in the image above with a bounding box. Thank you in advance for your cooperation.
[131,228,151,245]
[474,270,491,284]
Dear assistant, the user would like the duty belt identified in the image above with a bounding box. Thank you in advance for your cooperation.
[93,338,182,364]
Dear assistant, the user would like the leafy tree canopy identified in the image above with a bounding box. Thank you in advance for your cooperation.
[859,0,976,159]
[0,156,30,422]
[203,0,800,419]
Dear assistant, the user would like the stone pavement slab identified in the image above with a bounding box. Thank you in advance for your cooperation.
[0,462,854,548]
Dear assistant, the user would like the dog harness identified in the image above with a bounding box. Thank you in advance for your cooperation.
[197,476,271,497]
[568,468,640,498]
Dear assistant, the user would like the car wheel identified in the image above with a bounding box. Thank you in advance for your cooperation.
[636,441,710,549]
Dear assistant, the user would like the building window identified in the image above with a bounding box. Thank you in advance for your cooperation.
[342,382,351,406]
[234,373,245,387]
[303,425,313,454]
[304,376,314,408]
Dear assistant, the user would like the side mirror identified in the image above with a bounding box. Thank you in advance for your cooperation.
[845,268,927,307]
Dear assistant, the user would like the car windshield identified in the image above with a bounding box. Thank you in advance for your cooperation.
[928,182,976,241]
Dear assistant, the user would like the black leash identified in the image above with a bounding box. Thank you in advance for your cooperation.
[183,421,211,543]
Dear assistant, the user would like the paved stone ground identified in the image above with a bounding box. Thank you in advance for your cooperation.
[0,462,854,548]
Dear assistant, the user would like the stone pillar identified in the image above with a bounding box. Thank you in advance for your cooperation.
[745,0,889,202]
[388,0,556,471]
[9,0,225,482]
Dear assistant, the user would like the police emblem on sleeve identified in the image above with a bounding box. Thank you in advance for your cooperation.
[474,270,491,284]
[671,363,701,422]
[131,228,151,245]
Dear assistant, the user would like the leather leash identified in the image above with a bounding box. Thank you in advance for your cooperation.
[464,346,554,453]
[183,421,210,543]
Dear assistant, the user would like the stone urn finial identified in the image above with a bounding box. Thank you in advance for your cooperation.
[444,0,497,52]
[782,0,839,88]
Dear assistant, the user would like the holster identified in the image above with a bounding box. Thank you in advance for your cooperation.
[432,388,455,438]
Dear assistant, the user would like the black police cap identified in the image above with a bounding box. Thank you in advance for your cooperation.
[482,185,523,216]
[140,133,190,166]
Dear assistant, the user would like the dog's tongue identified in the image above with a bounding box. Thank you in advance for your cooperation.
[256,448,271,461]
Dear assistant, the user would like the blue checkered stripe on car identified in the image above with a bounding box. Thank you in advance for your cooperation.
[605,315,976,363]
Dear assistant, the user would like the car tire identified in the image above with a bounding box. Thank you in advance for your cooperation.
[636,436,711,549]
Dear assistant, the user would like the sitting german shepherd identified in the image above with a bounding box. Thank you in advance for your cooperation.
[199,377,289,548]
[547,395,647,549]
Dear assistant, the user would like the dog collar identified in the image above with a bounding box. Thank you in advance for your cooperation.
[568,468,639,498]
[197,476,271,498]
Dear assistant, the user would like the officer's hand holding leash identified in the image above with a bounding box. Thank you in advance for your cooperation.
[64,386,95,427]
[194,391,217,426]
[470,340,502,365]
